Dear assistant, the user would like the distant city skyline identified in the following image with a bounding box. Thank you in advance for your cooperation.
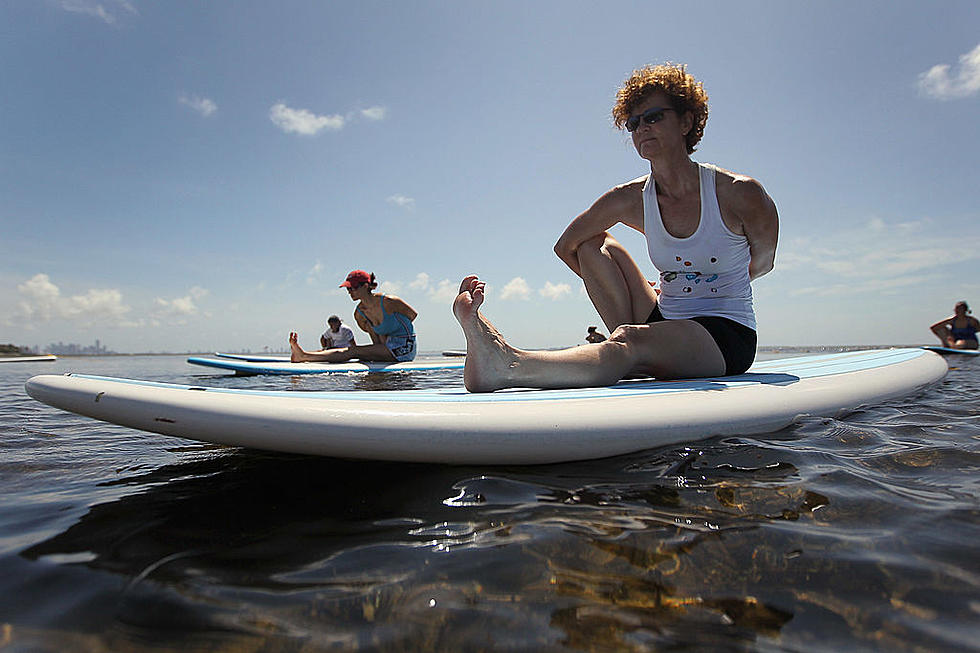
[33,339,113,356]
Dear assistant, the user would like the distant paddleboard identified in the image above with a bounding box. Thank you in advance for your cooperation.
[921,346,979,356]
[27,348,946,465]
[187,356,465,376]
[442,350,466,357]
[0,355,57,363]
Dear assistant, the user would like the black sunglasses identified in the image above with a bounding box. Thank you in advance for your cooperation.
[625,107,674,132]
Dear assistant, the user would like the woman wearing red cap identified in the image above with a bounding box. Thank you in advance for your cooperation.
[289,270,418,363]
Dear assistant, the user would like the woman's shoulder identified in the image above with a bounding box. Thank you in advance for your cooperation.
[610,175,648,196]
[381,293,412,308]
[708,165,768,199]
[593,177,646,214]
[708,164,776,222]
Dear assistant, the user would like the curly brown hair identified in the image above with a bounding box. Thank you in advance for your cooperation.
[612,63,709,154]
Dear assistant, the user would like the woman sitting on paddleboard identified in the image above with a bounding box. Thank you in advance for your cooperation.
[930,301,979,350]
[453,63,778,391]
[289,270,418,363]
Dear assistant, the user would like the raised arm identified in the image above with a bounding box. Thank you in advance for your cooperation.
[554,181,645,278]
[929,316,954,331]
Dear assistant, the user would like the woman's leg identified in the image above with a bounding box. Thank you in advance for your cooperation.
[930,325,952,347]
[575,233,660,330]
[289,333,395,362]
[453,276,724,392]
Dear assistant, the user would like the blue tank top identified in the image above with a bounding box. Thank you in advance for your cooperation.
[950,319,977,340]
[358,295,414,338]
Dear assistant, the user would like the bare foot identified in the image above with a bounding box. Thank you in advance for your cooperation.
[453,275,520,392]
[289,332,310,362]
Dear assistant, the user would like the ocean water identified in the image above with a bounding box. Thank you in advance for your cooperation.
[1,350,978,652]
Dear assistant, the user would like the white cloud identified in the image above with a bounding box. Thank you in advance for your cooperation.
[306,260,324,285]
[270,102,345,135]
[790,275,918,298]
[153,287,209,319]
[918,44,980,100]
[428,279,459,304]
[500,277,532,301]
[780,217,980,296]
[189,286,208,300]
[361,106,386,121]
[59,0,137,25]
[16,273,60,321]
[379,280,401,294]
[10,273,135,327]
[387,194,416,210]
[396,273,458,303]
[409,272,430,290]
[539,281,572,301]
[179,94,218,117]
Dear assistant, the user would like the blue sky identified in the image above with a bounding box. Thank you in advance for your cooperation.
[2,1,978,353]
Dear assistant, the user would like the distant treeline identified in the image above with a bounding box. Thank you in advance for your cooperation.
[0,344,28,355]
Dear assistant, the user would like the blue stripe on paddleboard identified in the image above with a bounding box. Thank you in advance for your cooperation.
[73,348,931,403]
[921,346,979,356]
[187,357,465,374]
[214,352,291,362]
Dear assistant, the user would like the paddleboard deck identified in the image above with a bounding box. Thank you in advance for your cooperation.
[187,356,465,375]
[26,349,946,464]
[921,346,979,356]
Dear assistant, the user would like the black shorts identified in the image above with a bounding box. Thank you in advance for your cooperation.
[646,304,757,375]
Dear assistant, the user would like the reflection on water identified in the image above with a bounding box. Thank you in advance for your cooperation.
[1,353,978,650]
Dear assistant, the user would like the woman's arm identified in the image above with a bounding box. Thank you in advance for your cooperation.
[354,310,384,345]
[554,181,645,278]
[726,176,779,281]
[929,317,953,331]
[384,295,418,321]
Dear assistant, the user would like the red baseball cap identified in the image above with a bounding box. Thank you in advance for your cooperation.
[340,270,372,288]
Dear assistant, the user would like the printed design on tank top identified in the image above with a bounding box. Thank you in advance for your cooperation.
[662,255,721,294]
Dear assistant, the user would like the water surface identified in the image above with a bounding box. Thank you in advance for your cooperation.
[1,351,978,651]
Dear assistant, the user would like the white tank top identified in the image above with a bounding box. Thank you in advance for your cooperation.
[643,162,756,330]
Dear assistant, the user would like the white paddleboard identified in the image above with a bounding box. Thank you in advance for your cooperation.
[26,349,946,464]
[0,355,57,363]
[921,346,979,356]
[187,356,465,375]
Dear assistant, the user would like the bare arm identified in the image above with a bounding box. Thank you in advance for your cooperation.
[929,316,954,331]
[554,180,645,278]
[354,310,384,345]
[383,295,418,321]
[725,176,779,281]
